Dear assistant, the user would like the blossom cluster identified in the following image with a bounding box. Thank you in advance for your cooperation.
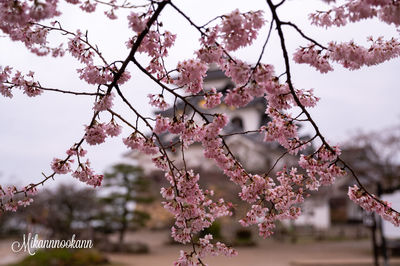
[85,120,122,145]
[93,93,115,112]
[0,0,59,53]
[67,30,95,64]
[162,171,232,242]
[173,9,268,104]
[297,1,400,73]
[0,0,60,27]
[309,0,400,28]
[0,67,42,98]
[203,88,222,109]
[220,9,264,51]
[348,185,400,226]
[293,45,333,73]
[238,168,305,238]
[294,37,400,73]
[175,59,208,94]
[123,133,159,155]
[128,11,148,33]
[51,147,104,188]
[65,0,98,14]
[127,7,177,79]
[0,185,37,212]
[299,145,346,191]
[148,94,170,110]
[72,159,103,187]
[175,234,237,266]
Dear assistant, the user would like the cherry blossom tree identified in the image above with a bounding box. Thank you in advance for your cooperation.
[1,0,400,264]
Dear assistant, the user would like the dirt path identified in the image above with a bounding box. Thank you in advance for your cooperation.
[107,230,397,266]
[0,239,26,265]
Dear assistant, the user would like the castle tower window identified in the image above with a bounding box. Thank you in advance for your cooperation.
[231,116,244,131]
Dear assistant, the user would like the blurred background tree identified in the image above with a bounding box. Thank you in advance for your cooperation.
[98,164,154,247]
[0,185,100,239]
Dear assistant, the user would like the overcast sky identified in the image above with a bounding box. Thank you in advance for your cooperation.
[0,0,399,188]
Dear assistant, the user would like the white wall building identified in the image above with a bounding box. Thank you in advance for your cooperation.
[128,67,332,231]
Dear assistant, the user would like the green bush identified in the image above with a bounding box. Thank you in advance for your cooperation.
[236,229,252,240]
[12,248,108,266]
[233,229,255,246]
[199,221,223,241]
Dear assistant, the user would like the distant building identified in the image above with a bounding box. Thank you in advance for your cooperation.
[127,67,364,234]
[129,66,294,175]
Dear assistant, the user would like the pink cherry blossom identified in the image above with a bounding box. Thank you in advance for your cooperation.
[85,122,107,145]
[148,94,169,110]
[80,0,97,13]
[349,185,400,227]
[128,11,148,33]
[105,120,122,137]
[203,88,222,109]
[175,59,208,94]
[51,158,72,174]
[221,9,264,51]
[223,59,251,85]
[224,87,253,108]
[93,93,115,112]
[154,115,170,134]
[72,160,103,187]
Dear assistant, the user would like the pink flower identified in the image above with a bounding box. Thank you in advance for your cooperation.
[105,120,122,137]
[104,8,117,20]
[196,45,224,64]
[23,186,38,197]
[168,118,185,134]
[93,93,114,112]
[87,174,103,187]
[295,89,319,108]
[72,161,103,187]
[68,31,94,64]
[4,202,18,212]
[128,12,147,33]
[123,133,144,150]
[253,64,275,84]
[293,45,333,73]
[223,59,251,85]
[348,185,400,227]
[51,158,72,174]
[224,87,252,108]
[221,9,264,51]
[152,156,168,170]
[175,59,208,94]
[7,70,43,97]
[0,85,12,98]
[180,119,204,147]
[85,123,107,145]
[154,115,169,134]
[203,88,222,109]
[160,187,175,200]
[137,30,176,58]
[148,94,169,110]
[80,0,97,13]
[77,65,113,85]
[141,139,159,155]
[4,186,17,198]
[18,198,33,207]
[123,134,158,155]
